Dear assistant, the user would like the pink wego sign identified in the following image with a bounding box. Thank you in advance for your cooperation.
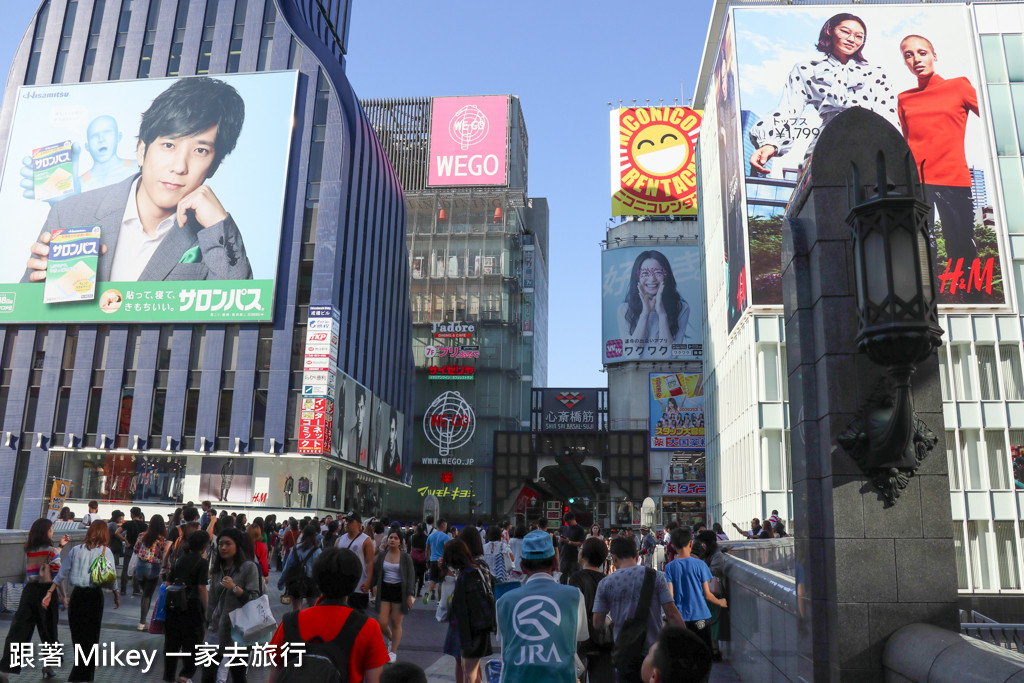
[428,96,509,187]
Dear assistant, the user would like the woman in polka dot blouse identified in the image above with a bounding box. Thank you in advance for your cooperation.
[749,12,899,174]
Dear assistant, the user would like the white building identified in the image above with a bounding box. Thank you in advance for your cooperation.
[695,0,1024,610]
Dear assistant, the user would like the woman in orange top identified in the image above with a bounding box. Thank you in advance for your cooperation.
[897,35,980,272]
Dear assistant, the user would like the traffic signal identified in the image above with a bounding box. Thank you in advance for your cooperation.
[563,506,568,515]
[568,497,575,504]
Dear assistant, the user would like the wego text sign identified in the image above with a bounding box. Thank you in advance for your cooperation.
[428,96,509,187]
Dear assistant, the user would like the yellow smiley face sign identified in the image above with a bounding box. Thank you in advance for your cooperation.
[612,107,702,217]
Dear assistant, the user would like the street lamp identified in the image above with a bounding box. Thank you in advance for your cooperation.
[837,150,944,506]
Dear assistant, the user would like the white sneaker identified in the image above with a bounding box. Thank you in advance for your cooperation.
[388,652,397,663]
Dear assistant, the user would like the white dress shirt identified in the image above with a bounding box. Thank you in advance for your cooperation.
[109,178,176,282]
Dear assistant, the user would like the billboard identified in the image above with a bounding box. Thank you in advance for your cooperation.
[650,372,705,450]
[711,15,749,332]
[602,246,703,363]
[427,96,509,187]
[0,72,298,323]
[610,107,702,217]
[725,4,1006,327]
[340,376,372,469]
[539,389,600,432]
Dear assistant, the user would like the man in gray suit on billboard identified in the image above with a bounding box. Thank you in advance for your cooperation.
[22,76,251,283]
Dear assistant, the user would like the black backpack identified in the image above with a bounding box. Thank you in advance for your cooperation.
[611,568,656,680]
[276,609,368,683]
[462,567,496,634]
[284,547,314,587]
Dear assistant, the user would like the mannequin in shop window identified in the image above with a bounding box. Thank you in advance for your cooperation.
[283,473,293,508]
[219,459,235,501]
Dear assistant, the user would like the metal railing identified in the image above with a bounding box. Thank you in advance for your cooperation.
[960,609,1024,655]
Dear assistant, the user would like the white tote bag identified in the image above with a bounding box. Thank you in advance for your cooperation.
[229,594,277,643]
[435,573,457,622]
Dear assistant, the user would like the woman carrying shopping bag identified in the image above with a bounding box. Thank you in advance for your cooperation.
[204,527,261,683]
[52,521,119,683]
[134,515,169,631]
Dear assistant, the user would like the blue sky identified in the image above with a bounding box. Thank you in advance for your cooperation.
[0,1,716,388]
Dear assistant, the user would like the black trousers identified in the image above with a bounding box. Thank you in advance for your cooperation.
[685,619,713,683]
[926,184,977,267]
[163,604,205,682]
[200,645,247,683]
[0,582,58,674]
[69,586,104,682]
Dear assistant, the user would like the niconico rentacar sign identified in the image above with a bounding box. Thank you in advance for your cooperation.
[610,107,702,217]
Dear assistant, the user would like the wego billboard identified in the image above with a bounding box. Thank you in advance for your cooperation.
[720,4,1007,334]
[610,107,702,216]
[428,96,509,187]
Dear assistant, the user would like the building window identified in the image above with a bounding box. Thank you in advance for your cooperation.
[183,387,200,438]
[950,345,975,401]
[977,345,999,400]
[984,431,1010,489]
[108,0,132,80]
[995,520,1021,590]
[80,0,106,81]
[52,0,79,84]
[256,1,276,71]
[1001,344,1024,400]
[24,1,50,86]
[953,521,969,590]
[946,430,961,489]
[137,0,162,78]
[288,36,302,69]
[196,0,219,75]
[226,0,247,72]
[967,520,993,590]
[150,389,166,446]
[167,0,189,76]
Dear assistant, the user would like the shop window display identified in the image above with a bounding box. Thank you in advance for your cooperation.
[62,452,186,503]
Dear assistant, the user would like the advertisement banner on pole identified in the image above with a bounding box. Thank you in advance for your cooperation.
[427,96,509,187]
[0,71,298,323]
[610,107,702,217]
[728,4,1006,323]
[649,372,705,450]
[46,478,73,521]
[602,246,703,363]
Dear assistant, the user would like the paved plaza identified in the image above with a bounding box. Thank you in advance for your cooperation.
[0,576,740,682]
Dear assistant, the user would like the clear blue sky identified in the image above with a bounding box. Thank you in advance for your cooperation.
[0,1,716,388]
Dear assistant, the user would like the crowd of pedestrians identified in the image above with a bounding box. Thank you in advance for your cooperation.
[0,506,742,683]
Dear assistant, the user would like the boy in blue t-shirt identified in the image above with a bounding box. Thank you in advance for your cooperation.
[663,527,728,652]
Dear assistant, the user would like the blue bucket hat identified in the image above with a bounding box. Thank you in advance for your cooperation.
[520,529,555,560]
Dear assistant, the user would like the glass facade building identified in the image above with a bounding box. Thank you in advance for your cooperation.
[362,96,548,521]
[694,0,1024,615]
[0,0,413,528]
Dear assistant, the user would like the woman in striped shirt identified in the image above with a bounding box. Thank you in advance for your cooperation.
[0,517,68,680]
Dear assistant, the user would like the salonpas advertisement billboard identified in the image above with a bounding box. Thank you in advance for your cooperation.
[610,107,702,217]
[722,4,1007,332]
[0,71,297,323]
[602,246,703,363]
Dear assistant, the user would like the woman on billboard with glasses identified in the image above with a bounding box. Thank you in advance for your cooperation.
[749,12,899,174]
[618,250,690,353]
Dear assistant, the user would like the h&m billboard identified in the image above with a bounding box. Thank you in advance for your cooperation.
[602,246,703,363]
[427,96,509,187]
[610,107,702,216]
[715,5,1008,333]
[0,72,297,323]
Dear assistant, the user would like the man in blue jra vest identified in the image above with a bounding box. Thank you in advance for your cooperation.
[496,530,588,683]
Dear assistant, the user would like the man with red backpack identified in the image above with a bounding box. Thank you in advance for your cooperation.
[267,547,389,683]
